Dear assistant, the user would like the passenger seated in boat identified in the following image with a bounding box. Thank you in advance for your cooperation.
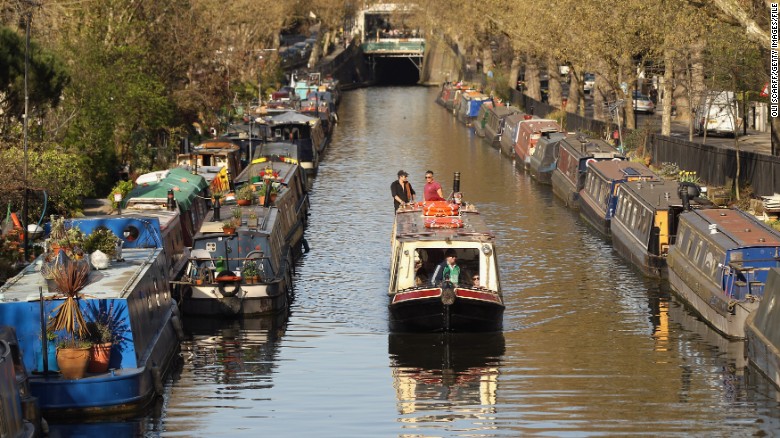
[414,252,428,286]
[471,274,481,288]
[432,249,460,286]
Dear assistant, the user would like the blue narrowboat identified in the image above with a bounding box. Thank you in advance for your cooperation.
[667,208,780,340]
[550,136,623,208]
[0,216,183,417]
[578,160,659,236]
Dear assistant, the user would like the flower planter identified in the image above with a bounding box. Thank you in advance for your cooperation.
[57,346,91,379]
[237,199,251,206]
[222,227,236,235]
[87,342,112,373]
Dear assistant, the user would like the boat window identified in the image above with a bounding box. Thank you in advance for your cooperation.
[693,240,704,265]
[630,205,638,229]
[686,231,697,257]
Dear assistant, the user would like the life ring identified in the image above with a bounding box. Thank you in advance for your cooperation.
[423,201,460,217]
[425,217,464,228]
[586,158,597,167]
[216,270,241,297]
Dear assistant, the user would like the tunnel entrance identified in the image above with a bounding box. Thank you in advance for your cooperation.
[370,56,421,85]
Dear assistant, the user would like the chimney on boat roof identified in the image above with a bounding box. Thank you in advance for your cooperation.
[213,194,222,222]
[452,172,461,194]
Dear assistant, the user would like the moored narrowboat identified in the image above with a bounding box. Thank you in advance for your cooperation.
[578,160,659,236]
[498,113,527,156]
[473,102,492,138]
[388,174,504,332]
[745,268,780,389]
[528,131,567,184]
[484,105,522,150]
[610,180,710,278]
[261,110,327,175]
[550,136,623,208]
[513,119,561,169]
[455,92,492,126]
[667,208,780,340]
[177,152,308,317]
[0,217,183,417]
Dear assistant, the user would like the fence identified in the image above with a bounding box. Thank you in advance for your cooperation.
[508,89,778,196]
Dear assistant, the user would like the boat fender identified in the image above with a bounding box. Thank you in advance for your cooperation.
[441,284,456,305]
[216,270,242,298]
[171,306,185,341]
[302,238,310,253]
[151,365,164,395]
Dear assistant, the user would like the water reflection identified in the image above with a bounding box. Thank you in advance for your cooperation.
[389,332,504,432]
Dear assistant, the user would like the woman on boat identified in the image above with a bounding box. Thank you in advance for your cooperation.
[391,170,416,210]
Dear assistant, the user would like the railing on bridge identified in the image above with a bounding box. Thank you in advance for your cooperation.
[361,39,425,55]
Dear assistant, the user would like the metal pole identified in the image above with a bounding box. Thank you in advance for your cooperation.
[22,10,31,263]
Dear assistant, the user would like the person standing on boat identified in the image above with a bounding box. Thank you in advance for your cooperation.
[391,170,416,210]
[424,170,445,202]
[432,249,460,286]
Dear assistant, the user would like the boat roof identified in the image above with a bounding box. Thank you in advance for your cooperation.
[589,160,659,182]
[558,136,621,160]
[196,205,279,237]
[264,111,318,125]
[0,248,163,303]
[489,106,521,118]
[193,139,240,152]
[519,119,561,133]
[616,179,689,209]
[125,168,207,211]
[687,208,780,247]
[234,155,301,187]
[394,204,495,244]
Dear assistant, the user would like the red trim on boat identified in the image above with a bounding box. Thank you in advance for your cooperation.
[392,288,442,303]
[456,288,502,303]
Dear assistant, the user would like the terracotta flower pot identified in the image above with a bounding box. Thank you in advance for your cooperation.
[88,342,112,373]
[237,199,251,206]
[57,346,91,379]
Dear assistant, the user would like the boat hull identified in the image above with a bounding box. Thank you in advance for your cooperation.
[180,280,288,316]
[389,288,504,333]
[610,220,667,279]
[550,170,579,208]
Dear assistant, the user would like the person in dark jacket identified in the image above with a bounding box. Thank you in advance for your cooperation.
[391,170,416,210]
[431,249,461,286]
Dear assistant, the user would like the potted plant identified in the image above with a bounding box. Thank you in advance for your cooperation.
[49,257,92,379]
[243,260,259,284]
[85,318,114,373]
[258,182,279,204]
[236,184,254,206]
[247,210,259,228]
[82,228,120,259]
[222,221,236,235]
[231,207,242,227]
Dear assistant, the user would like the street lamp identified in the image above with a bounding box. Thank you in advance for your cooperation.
[256,48,277,105]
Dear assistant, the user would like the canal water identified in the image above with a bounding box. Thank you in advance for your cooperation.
[147,87,780,436]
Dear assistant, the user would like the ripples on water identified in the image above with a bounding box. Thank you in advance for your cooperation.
[150,87,780,437]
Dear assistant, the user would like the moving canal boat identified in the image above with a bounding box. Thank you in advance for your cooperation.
[745,268,780,389]
[177,151,308,316]
[0,216,183,417]
[610,180,710,278]
[550,136,623,208]
[578,160,659,236]
[388,174,504,332]
[667,208,780,340]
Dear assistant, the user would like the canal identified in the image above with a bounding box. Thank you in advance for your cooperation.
[147,87,780,436]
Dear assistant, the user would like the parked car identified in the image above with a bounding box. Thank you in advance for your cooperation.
[583,73,595,94]
[632,91,655,114]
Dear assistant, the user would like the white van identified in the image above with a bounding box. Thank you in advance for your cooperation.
[695,91,742,136]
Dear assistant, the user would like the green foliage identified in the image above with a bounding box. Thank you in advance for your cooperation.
[107,180,134,210]
[82,228,120,258]
[0,25,70,127]
[242,260,259,277]
[236,184,254,201]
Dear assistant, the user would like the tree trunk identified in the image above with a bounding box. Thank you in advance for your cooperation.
[661,48,674,136]
[508,51,522,92]
[524,56,541,102]
[547,57,563,108]
[567,65,583,115]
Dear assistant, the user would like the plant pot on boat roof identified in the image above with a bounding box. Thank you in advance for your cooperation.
[222,221,236,234]
[258,182,279,204]
[45,216,86,261]
[236,184,254,206]
[84,305,121,374]
[48,256,92,379]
